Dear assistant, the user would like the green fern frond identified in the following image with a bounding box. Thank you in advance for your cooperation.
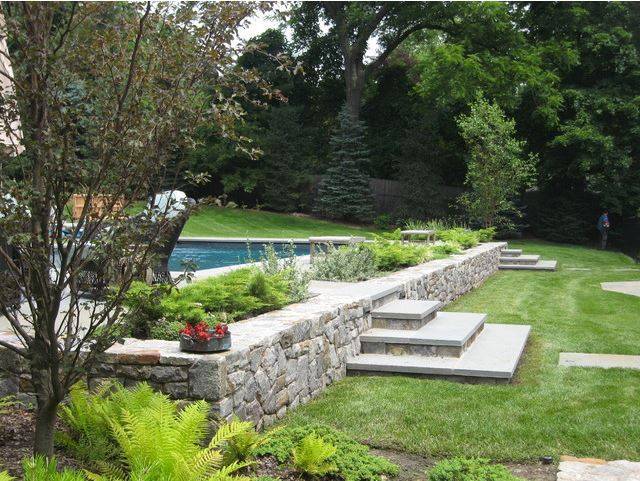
[292,434,338,477]
[0,470,14,481]
[209,419,254,449]
[205,461,251,481]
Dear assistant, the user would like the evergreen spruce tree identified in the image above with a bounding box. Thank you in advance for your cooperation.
[314,106,375,222]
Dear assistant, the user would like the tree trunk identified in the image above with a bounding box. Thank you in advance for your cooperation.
[345,55,366,120]
[30,345,61,457]
[33,387,58,457]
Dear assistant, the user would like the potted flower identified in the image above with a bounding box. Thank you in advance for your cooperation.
[179,320,231,353]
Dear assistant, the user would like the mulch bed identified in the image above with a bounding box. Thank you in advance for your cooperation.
[0,405,80,478]
[1,405,557,481]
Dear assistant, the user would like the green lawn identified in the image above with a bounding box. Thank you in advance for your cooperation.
[182,207,377,238]
[279,240,640,462]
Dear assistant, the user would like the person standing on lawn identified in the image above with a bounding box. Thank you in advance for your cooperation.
[597,210,610,249]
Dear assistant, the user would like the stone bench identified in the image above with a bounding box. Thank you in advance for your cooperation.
[308,236,366,262]
[400,229,436,244]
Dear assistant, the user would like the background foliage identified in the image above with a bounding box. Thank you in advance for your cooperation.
[182,2,640,249]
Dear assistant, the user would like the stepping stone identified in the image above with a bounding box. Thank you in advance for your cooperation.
[371,299,442,330]
[360,312,486,357]
[559,352,640,370]
[500,248,522,257]
[499,260,557,271]
[499,254,540,264]
[558,457,640,481]
[348,324,531,381]
[601,281,640,298]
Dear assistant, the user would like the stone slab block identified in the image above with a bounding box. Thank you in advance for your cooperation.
[559,352,640,370]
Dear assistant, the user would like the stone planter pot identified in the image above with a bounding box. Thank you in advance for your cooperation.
[179,332,231,353]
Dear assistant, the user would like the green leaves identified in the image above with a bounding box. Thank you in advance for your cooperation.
[456,96,537,229]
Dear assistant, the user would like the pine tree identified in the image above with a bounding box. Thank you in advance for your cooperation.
[314,107,374,222]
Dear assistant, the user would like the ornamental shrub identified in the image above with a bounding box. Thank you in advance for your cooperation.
[311,244,377,282]
[428,457,523,481]
[255,424,398,481]
[436,228,480,249]
[364,239,434,271]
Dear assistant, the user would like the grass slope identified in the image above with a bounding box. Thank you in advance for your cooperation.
[182,207,377,238]
[280,240,640,462]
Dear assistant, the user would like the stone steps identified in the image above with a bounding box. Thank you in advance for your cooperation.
[361,312,486,357]
[499,246,557,271]
[499,260,557,271]
[348,324,531,381]
[499,254,540,265]
[371,299,442,330]
[500,248,522,257]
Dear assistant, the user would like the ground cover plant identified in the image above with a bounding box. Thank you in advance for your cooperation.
[280,240,640,462]
[255,424,399,481]
[428,458,523,481]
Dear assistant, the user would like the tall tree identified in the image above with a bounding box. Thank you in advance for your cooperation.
[289,2,468,119]
[315,106,374,222]
[457,96,537,228]
[0,2,279,456]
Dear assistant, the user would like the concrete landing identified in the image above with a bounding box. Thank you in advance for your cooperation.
[371,299,442,320]
[558,456,640,481]
[601,281,640,298]
[499,260,557,271]
[361,312,486,347]
[499,254,540,264]
[500,248,522,257]
[348,323,530,380]
[559,352,640,370]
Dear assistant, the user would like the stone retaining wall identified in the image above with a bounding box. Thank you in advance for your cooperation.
[0,242,505,429]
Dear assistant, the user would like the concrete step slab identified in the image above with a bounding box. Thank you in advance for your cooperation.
[347,323,531,381]
[499,254,540,264]
[361,312,486,357]
[499,260,557,271]
[500,248,522,257]
[371,299,442,330]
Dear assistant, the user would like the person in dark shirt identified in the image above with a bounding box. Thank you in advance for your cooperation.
[597,210,610,249]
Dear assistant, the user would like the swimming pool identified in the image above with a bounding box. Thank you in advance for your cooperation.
[169,241,309,271]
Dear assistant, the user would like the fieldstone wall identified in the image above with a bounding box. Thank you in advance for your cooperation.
[0,242,505,429]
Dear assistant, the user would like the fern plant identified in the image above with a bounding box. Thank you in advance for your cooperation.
[86,394,252,481]
[0,395,16,415]
[0,471,13,481]
[57,382,157,465]
[22,456,86,481]
[221,419,269,466]
[292,434,338,477]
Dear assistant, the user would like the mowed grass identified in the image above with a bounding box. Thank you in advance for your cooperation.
[280,240,640,462]
[182,206,377,238]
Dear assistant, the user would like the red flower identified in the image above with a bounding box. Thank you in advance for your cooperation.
[180,321,228,342]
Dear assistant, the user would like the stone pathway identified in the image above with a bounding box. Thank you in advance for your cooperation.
[557,456,640,481]
[601,281,640,297]
[559,352,640,370]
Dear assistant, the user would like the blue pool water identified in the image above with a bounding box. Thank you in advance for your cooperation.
[169,241,309,271]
